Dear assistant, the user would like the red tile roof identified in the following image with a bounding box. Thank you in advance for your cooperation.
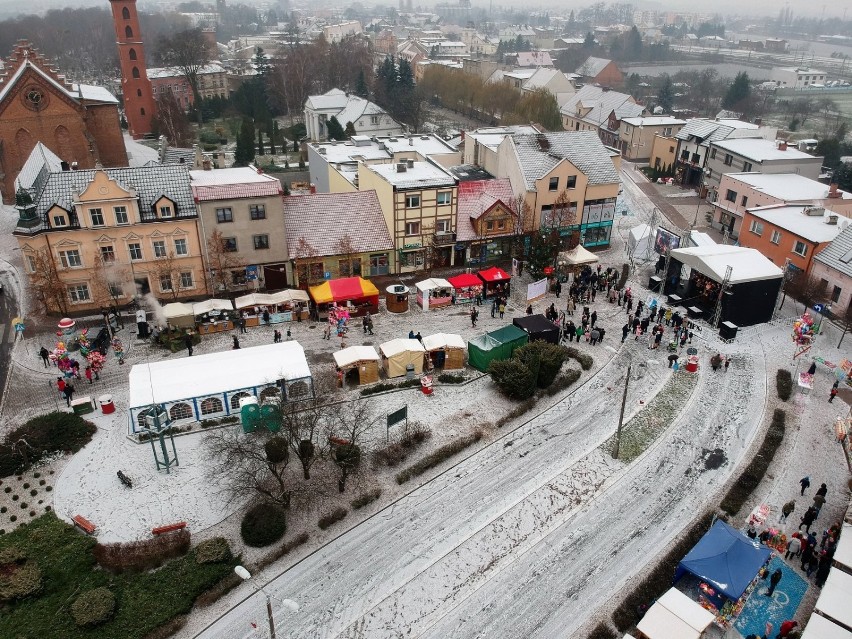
[456,178,516,242]
[284,190,393,257]
[193,183,282,201]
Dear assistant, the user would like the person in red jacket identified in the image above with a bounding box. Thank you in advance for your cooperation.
[778,620,798,637]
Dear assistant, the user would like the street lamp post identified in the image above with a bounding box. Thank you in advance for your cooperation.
[235,565,299,639]
[613,363,632,460]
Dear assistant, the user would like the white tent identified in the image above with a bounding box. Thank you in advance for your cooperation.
[558,244,599,266]
[333,345,380,368]
[628,224,654,261]
[269,289,310,304]
[669,246,783,284]
[686,230,716,248]
[234,292,276,309]
[833,523,852,571]
[422,333,466,351]
[379,338,426,378]
[415,278,454,310]
[162,302,194,328]
[801,613,852,639]
[815,567,852,631]
[636,588,715,639]
[192,299,234,315]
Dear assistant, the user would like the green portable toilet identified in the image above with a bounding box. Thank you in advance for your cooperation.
[240,396,260,433]
[260,403,281,432]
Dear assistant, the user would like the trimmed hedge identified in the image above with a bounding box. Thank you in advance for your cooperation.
[93,529,191,573]
[0,548,42,601]
[437,373,466,383]
[720,409,786,516]
[612,511,716,632]
[241,503,287,547]
[318,508,348,530]
[253,532,311,573]
[71,587,116,627]
[0,412,96,477]
[194,538,231,565]
[360,379,421,396]
[565,347,594,371]
[351,489,382,510]
[396,430,483,484]
[776,369,793,401]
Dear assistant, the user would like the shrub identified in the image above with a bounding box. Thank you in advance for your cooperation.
[721,409,786,516]
[351,489,382,510]
[22,483,29,489]
[93,529,191,573]
[0,412,96,478]
[565,347,594,370]
[318,507,348,530]
[489,358,537,400]
[374,422,431,467]
[0,548,42,602]
[776,369,793,401]
[71,587,116,627]
[612,510,715,632]
[437,373,465,383]
[542,369,582,397]
[253,532,311,573]
[194,537,232,565]
[396,431,483,484]
[241,503,287,547]
[495,398,537,428]
[29,490,36,497]
[142,615,188,639]
[11,494,18,501]
[521,341,569,388]
[0,507,5,513]
[588,622,618,639]
[194,574,242,609]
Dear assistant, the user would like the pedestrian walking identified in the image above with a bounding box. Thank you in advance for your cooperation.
[813,492,826,514]
[801,544,815,576]
[323,324,332,340]
[816,483,828,498]
[668,353,679,368]
[781,500,795,522]
[185,333,194,356]
[232,335,241,349]
[526,304,533,315]
[239,316,248,334]
[799,505,818,532]
[566,297,575,316]
[785,536,801,560]
[815,552,832,587]
[85,366,93,385]
[416,332,423,344]
[590,310,597,328]
[498,302,506,319]
[491,299,497,318]
[829,386,838,403]
[57,377,66,397]
[800,476,811,496]
[470,307,478,327]
[724,357,730,372]
[590,328,600,345]
[39,346,50,367]
[622,323,630,343]
[555,280,562,298]
[273,329,280,343]
[286,327,291,340]
[766,568,783,597]
[63,381,75,407]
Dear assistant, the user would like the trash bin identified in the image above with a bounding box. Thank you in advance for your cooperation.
[405,364,415,379]
[99,395,115,415]
[685,356,699,373]
[719,321,738,341]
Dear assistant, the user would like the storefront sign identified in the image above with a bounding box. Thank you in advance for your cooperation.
[245,265,258,281]
[403,243,422,249]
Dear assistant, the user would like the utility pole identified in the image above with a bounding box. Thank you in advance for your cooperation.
[614,363,631,460]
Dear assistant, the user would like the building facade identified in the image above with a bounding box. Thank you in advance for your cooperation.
[147,64,229,109]
[811,225,852,315]
[190,167,288,292]
[14,164,204,314]
[703,138,823,193]
[0,42,128,202]
[618,116,685,161]
[304,89,403,142]
[770,67,827,88]
[109,0,156,138]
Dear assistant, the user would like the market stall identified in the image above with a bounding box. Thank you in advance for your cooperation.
[163,302,194,330]
[513,314,560,344]
[800,612,852,639]
[379,338,426,378]
[385,285,410,313]
[193,299,236,334]
[422,333,466,370]
[333,345,381,386]
[477,266,511,298]
[557,244,599,282]
[636,587,715,639]
[467,325,529,373]
[309,277,380,318]
[415,278,454,311]
[674,520,772,629]
[815,569,852,634]
[832,523,852,572]
[447,273,483,305]
[234,290,310,326]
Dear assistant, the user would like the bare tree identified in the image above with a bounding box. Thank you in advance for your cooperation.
[334,234,357,277]
[293,236,320,287]
[153,92,193,146]
[327,399,375,493]
[509,194,534,274]
[24,247,68,314]
[150,251,183,301]
[783,270,828,313]
[280,393,328,480]
[90,254,131,311]
[206,230,244,294]
[157,27,210,124]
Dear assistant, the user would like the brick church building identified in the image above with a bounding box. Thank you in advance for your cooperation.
[0,42,128,202]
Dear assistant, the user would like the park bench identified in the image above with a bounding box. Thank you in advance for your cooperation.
[72,515,96,535]
[151,522,187,536]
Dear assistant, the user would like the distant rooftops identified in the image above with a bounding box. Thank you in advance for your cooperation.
[747,204,846,243]
[727,173,852,201]
[366,160,455,189]
[710,137,818,162]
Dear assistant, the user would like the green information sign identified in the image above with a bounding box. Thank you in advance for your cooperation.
[386,405,407,441]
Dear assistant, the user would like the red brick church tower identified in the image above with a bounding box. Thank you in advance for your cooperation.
[109,0,156,138]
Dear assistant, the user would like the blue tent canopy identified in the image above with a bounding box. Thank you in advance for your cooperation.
[674,520,772,600]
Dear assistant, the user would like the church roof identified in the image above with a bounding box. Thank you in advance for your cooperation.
[15,143,62,192]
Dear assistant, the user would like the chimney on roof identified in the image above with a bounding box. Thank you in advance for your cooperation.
[778,140,788,151]
[827,214,838,225]
[406,159,414,168]
[310,184,316,194]
[828,183,841,198]
[396,162,407,173]
[804,206,825,216]
[408,136,413,146]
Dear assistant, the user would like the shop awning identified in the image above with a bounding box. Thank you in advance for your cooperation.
[833,523,852,572]
[269,289,310,304]
[448,273,482,288]
[333,345,380,368]
[163,302,193,319]
[192,299,234,315]
[415,278,453,292]
[636,588,715,639]
[234,293,277,309]
[477,266,511,282]
[422,333,466,351]
[309,277,380,305]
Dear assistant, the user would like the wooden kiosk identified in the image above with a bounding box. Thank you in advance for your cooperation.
[422,333,466,370]
[333,345,381,386]
[385,284,410,313]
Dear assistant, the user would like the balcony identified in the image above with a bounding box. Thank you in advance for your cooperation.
[433,231,456,245]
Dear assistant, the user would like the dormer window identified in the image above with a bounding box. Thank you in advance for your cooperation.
[52,214,67,227]
[159,205,173,218]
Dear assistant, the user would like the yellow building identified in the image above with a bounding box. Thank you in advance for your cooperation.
[14,160,205,314]
[357,158,459,273]
[618,116,685,161]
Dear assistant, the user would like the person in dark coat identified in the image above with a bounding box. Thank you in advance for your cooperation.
[63,382,75,407]
[766,568,783,597]
[622,323,630,343]
[800,476,811,495]
[232,335,241,349]
[184,333,193,356]
[816,482,828,498]
[799,505,818,533]
[590,310,597,328]
[815,552,833,587]
[800,544,815,575]
[39,346,50,367]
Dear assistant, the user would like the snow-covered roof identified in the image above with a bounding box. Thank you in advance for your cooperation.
[333,345,380,368]
[576,56,614,78]
[336,95,387,126]
[515,51,553,67]
[636,588,714,639]
[70,83,119,104]
[467,126,541,150]
[305,88,349,112]
[422,333,465,350]
[670,245,783,283]
[15,142,62,191]
[415,278,453,292]
[456,178,516,243]
[163,302,193,319]
[129,342,312,408]
[747,204,845,243]
[676,118,759,146]
[560,85,643,128]
[379,338,426,358]
[146,63,226,79]
[814,225,852,279]
[621,116,685,127]
[800,613,852,639]
[688,230,716,247]
[511,131,621,190]
[382,135,458,156]
[192,299,234,315]
[710,137,817,162]
[190,167,282,200]
[367,161,455,189]
[727,173,852,202]
[833,522,852,571]
[815,569,852,631]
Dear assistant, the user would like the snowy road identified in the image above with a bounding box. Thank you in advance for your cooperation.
[195,338,766,639]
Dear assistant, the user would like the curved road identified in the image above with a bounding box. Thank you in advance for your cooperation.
[195,335,765,639]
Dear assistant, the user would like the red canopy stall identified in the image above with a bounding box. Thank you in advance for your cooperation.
[477,266,511,298]
[308,277,380,318]
[447,273,483,305]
